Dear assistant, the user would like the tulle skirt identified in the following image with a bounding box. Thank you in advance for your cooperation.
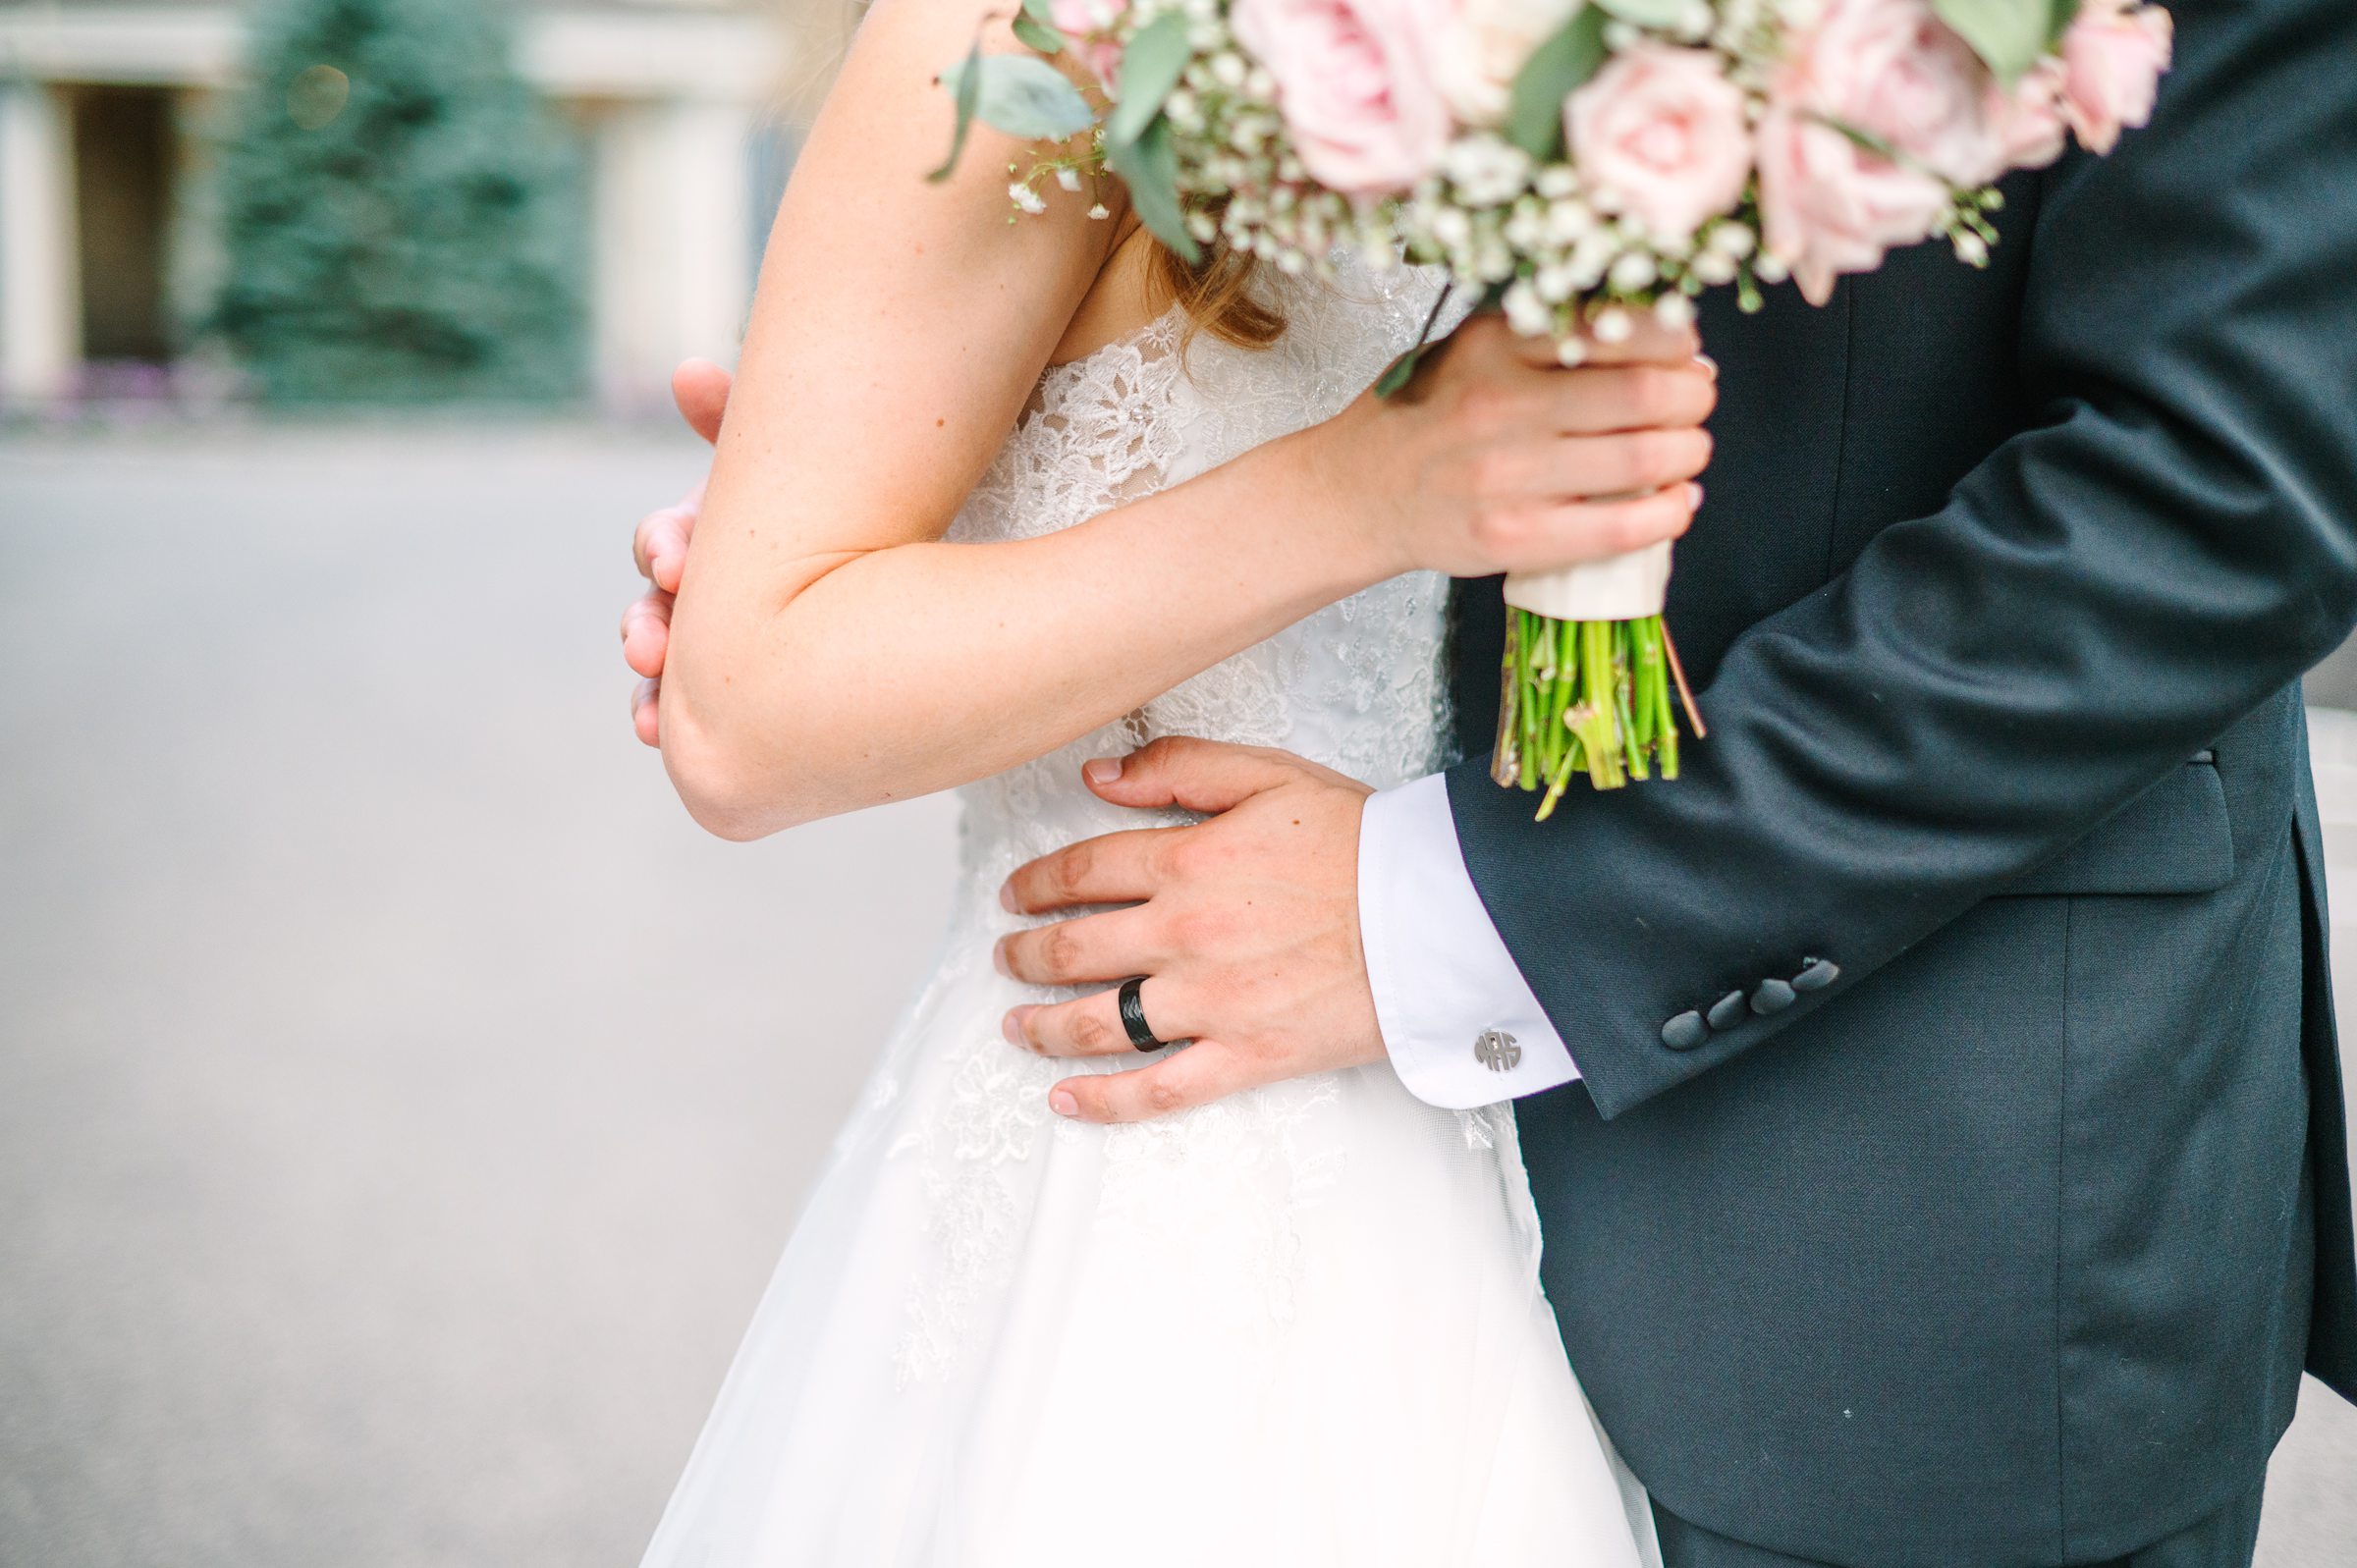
[640,904,1657,1567]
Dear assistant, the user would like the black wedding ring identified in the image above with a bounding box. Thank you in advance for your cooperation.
[1117,976,1170,1053]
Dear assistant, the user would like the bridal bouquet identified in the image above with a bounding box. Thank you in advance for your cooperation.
[939,0,2171,814]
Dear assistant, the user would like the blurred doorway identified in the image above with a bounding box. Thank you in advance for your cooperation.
[72,86,178,366]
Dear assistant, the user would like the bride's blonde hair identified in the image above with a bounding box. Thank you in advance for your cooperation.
[783,0,1281,350]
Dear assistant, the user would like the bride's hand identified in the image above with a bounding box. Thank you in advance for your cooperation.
[1307,312,1717,581]
[624,360,734,746]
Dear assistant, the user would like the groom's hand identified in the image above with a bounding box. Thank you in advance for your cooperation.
[996,738,1386,1124]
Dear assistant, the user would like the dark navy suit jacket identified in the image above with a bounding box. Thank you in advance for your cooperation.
[1443,0,2357,1561]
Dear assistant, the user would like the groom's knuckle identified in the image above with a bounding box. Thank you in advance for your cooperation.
[1040,926,1082,977]
[1050,841,1093,897]
[1171,905,1227,952]
[1164,835,1215,881]
[1070,1009,1117,1054]
[1144,1076,1187,1114]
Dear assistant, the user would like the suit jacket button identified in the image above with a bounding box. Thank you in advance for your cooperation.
[1661,1011,1708,1052]
[1751,978,1796,1015]
[1793,958,1840,993]
[1706,990,1747,1031]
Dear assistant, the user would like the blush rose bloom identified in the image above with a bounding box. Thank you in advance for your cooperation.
[1233,0,1453,196]
[1049,0,1130,89]
[1788,0,2009,187]
[1994,60,2070,171]
[2059,0,2173,154]
[1565,44,1752,243]
[1436,0,1585,127]
[1755,106,1949,305]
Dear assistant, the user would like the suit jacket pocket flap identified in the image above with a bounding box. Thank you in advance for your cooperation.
[1999,758,2235,897]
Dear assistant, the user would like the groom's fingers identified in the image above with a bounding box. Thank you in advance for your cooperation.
[1083,735,1313,816]
[1000,826,1187,915]
[1049,1041,1246,1124]
[1007,975,1199,1059]
[995,906,1161,987]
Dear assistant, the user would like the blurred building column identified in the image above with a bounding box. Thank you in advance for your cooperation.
[591,97,755,414]
[0,79,81,405]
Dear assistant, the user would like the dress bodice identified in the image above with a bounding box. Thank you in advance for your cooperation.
[946,260,1462,891]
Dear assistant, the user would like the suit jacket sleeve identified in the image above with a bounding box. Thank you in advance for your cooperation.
[1446,0,2357,1119]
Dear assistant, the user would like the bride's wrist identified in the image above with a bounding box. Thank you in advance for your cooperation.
[1276,421,1413,586]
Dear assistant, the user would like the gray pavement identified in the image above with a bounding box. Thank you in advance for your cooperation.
[1,425,2350,1567]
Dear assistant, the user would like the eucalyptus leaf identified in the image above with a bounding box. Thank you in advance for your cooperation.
[1595,0,1689,27]
[927,40,985,183]
[1505,9,1610,161]
[1106,118,1201,263]
[1106,14,1191,150]
[939,52,1098,143]
[1934,0,2054,83]
[1374,344,1429,399]
[1012,12,1067,55]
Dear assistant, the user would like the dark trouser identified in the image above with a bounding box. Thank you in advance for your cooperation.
[1650,1482,2268,1568]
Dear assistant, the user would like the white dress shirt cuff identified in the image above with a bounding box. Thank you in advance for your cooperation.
[1357,773,1581,1110]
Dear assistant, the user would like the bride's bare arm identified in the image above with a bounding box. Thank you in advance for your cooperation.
[660,0,1716,840]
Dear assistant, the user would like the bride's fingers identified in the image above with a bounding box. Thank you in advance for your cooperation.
[1499,311,1701,370]
[1049,1040,1246,1124]
[1006,975,1197,1059]
[632,677,661,747]
[633,489,702,591]
[1539,362,1718,436]
[621,590,673,679]
[1488,483,1701,572]
[995,906,1161,988]
[1498,427,1714,503]
[1000,826,1187,915]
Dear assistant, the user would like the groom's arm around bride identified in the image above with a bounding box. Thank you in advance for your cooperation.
[1005,0,2357,1563]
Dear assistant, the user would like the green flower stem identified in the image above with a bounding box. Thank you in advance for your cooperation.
[1500,610,1689,819]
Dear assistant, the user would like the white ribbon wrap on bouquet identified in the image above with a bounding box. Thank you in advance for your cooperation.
[1502,539,1674,622]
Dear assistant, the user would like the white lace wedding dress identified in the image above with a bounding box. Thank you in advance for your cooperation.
[640,262,1658,1568]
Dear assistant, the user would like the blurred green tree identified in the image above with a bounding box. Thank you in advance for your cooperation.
[213,0,586,404]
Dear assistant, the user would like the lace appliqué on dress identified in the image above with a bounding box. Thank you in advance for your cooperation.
[892,260,1481,1385]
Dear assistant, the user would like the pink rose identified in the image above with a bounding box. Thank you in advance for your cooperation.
[1565,44,1752,243]
[1784,0,2009,187]
[2059,0,2172,154]
[1437,0,1586,128]
[1233,0,1453,196]
[1993,60,2069,171]
[1050,0,1129,88]
[1755,106,1949,305]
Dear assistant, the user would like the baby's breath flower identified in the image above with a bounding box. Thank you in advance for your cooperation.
[1609,252,1659,293]
[1503,280,1552,337]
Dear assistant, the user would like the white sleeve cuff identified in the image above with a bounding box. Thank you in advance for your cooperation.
[1357,773,1581,1110]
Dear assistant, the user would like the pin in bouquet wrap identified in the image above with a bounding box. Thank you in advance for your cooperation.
[937,0,2173,816]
